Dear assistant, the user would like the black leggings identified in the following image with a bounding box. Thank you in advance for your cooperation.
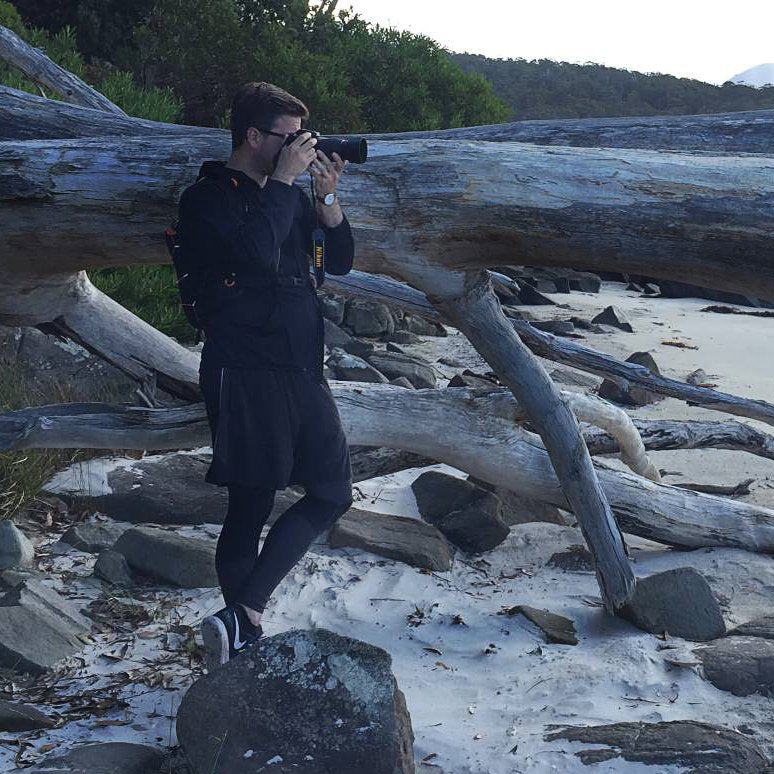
[216,481,353,613]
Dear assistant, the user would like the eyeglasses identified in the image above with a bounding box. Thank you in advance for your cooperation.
[254,127,290,139]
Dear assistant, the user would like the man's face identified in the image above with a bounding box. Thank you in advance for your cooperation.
[248,114,303,175]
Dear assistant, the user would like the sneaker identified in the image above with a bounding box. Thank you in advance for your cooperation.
[200,604,263,672]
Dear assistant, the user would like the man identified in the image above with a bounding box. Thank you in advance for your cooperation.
[176,82,355,672]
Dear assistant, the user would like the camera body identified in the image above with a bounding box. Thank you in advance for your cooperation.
[284,129,368,164]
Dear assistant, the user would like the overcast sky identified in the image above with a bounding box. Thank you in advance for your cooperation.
[338,0,773,86]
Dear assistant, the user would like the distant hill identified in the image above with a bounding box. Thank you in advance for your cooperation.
[449,53,774,120]
[730,63,774,88]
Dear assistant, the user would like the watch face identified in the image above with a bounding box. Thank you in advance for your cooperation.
[323,192,335,205]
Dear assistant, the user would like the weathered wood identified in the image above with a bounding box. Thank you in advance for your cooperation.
[3,83,773,154]
[5,388,774,554]
[428,270,635,611]
[2,134,774,299]
[0,27,126,115]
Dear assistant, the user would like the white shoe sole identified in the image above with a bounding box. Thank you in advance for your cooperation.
[201,614,229,673]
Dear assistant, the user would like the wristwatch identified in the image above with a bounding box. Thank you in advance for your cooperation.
[317,192,337,206]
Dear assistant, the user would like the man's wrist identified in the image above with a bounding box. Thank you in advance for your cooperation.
[269,174,294,187]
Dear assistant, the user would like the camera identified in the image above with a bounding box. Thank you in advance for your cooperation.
[284,129,368,164]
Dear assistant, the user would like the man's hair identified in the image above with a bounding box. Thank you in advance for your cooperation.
[230,82,309,151]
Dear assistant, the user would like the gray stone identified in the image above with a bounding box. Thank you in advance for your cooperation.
[176,628,415,774]
[389,377,414,389]
[327,348,389,383]
[364,351,437,389]
[516,283,556,306]
[113,525,218,588]
[343,297,395,337]
[687,368,709,386]
[93,549,135,588]
[502,604,578,645]
[382,330,421,345]
[531,320,575,336]
[545,720,770,773]
[467,476,570,526]
[726,615,774,639]
[323,317,353,348]
[329,508,452,571]
[61,521,128,553]
[0,578,92,674]
[620,567,726,641]
[0,520,34,570]
[341,337,376,358]
[320,294,346,325]
[404,314,446,337]
[46,452,229,525]
[411,471,501,524]
[599,351,665,406]
[548,545,595,572]
[0,698,54,731]
[448,373,499,390]
[8,742,166,774]
[642,282,660,295]
[433,505,510,554]
[386,342,407,354]
[591,305,634,332]
[695,636,774,697]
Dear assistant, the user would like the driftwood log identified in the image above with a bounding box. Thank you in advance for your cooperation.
[4,387,774,554]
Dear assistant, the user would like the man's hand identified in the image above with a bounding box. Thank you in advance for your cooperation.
[271,132,318,186]
[309,151,348,196]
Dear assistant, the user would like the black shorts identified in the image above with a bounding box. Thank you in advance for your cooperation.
[199,353,352,500]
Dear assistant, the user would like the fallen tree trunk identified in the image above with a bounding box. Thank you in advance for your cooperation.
[4,387,774,554]
[4,82,773,154]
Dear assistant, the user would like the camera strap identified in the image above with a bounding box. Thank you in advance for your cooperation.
[309,176,325,289]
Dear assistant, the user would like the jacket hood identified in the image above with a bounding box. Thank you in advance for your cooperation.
[196,160,257,187]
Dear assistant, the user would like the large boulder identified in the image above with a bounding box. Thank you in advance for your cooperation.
[620,567,726,641]
[176,628,415,774]
[467,475,571,526]
[0,699,54,731]
[545,720,770,773]
[342,297,395,338]
[591,304,634,332]
[60,521,128,553]
[0,578,92,674]
[113,525,219,588]
[327,348,389,383]
[329,508,452,571]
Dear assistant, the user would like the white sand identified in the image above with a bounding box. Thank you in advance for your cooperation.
[5,282,774,772]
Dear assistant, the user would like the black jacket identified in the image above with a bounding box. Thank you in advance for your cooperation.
[177,160,354,378]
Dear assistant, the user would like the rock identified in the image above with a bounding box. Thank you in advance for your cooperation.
[547,545,595,572]
[323,317,352,348]
[341,337,376,358]
[725,614,774,639]
[343,297,395,337]
[113,525,219,588]
[642,282,660,295]
[327,348,389,383]
[389,377,414,389]
[501,604,578,645]
[545,720,770,772]
[531,320,575,335]
[320,294,346,325]
[436,356,465,367]
[568,272,601,293]
[658,279,774,309]
[404,314,446,337]
[0,698,54,731]
[45,452,228,525]
[93,549,135,588]
[695,636,774,697]
[591,305,634,332]
[364,351,437,389]
[466,476,570,526]
[598,351,665,406]
[432,504,510,554]
[516,283,556,306]
[386,342,407,354]
[382,330,420,345]
[687,367,709,385]
[176,628,415,774]
[411,471,501,524]
[329,508,452,571]
[626,282,643,292]
[620,567,726,641]
[0,578,92,674]
[0,520,34,570]
[349,448,434,482]
[8,742,166,774]
[60,521,128,553]
[447,373,498,390]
